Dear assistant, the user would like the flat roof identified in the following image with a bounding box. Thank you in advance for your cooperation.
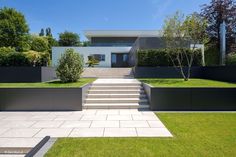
[84,30,162,39]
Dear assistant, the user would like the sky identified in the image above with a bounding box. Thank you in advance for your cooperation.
[0,0,210,41]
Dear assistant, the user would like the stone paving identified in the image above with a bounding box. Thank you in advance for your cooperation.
[0,109,172,148]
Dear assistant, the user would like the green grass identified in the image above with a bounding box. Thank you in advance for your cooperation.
[0,78,96,88]
[139,78,236,87]
[45,113,236,157]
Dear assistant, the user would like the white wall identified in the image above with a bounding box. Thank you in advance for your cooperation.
[52,47,132,67]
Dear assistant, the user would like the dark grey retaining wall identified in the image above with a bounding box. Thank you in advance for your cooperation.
[133,67,203,78]
[143,83,236,111]
[134,66,236,82]
[0,67,56,83]
[0,84,90,111]
[202,66,236,82]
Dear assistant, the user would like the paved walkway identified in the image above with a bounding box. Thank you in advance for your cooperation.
[0,110,172,148]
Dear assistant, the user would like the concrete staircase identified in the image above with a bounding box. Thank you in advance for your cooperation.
[82,68,134,78]
[83,79,150,109]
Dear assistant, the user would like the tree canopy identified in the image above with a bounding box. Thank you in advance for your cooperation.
[58,31,80,46]
[0,7,29,51]
[201,0,236,51]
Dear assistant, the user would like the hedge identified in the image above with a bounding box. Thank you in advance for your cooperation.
[0,47,50,66]
[226,52,236,66]
[137,48,202,67]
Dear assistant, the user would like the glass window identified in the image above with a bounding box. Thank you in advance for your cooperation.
[123,54,128,62]
[93,54,105,61]
[111,54,116,64]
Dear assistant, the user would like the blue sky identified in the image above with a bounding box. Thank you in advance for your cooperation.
[0,0,210,40]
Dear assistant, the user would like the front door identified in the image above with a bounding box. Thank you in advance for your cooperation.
[111,53,129,67]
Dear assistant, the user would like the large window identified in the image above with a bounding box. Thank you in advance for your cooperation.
[92,54,105,61]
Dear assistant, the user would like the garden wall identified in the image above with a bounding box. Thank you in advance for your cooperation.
[143,83,236,111]
[0,67,56,83]
[134,66,236,82]
[0,84,90,111]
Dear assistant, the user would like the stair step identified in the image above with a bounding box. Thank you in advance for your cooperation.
[88,90,145,94]
[92,83,141,86]
[87,94,147,98]
[90,86,142,90]
[83,103,150,109]
[85,98,149,103]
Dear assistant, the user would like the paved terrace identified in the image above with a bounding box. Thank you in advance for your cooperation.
[0,110,172,148]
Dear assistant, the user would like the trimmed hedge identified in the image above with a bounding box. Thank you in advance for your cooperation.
[137,48,202,67]
[0,47,50,66]
[226,52,236,66]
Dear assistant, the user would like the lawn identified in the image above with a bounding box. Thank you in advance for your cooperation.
[139,78,236,87]
[0,78,96,88]
[45,113,236,157]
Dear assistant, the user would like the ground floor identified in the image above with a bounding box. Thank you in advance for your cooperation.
[52,47,132,68]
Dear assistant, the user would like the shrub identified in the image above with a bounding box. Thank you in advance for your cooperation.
[204,44,220,66]
[226,52,236,65]
[56,49,84,83]
[23,51,50,66]
[86,56,99,67]
[30,35,49,52]
[137,48,202,67]
[5,52,31,66]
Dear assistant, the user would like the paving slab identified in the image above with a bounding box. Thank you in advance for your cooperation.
[120,121,150,128]
[0,110,172,148]
[136,128,173,137]
[31,121,64,128]
[0,129,40,138]
[60,121,92,128]
[69,128,104,137]
[34,129,72,137]
[104,128,137,137]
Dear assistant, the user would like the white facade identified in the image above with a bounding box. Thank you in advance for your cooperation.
[52,47,132,67]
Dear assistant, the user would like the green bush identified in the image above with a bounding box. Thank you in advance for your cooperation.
[226,52,236,65]
[6,52,31,66]
[23,51,50,66]
[30,35,49,52]
[0,48,50,66]
[204,44,220,66]
[137,48,202,67]
[56,48,84,83]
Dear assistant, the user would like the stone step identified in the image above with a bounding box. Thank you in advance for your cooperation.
[87,94,147,98]
[83,103,150,109]
[90,86,142,90]
[88,90,145,94]
[92,83,141,86]
[85,98,149,104]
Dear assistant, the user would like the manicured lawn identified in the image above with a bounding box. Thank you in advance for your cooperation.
[140,78,236,87]
[45,113,236,157]
[0,78,96,88]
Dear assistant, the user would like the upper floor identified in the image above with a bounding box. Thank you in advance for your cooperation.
[84,30,162,47]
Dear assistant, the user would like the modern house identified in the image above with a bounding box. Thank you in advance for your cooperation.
[52,30,204,67]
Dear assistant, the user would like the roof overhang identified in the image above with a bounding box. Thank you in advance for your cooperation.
[84,30,162,40]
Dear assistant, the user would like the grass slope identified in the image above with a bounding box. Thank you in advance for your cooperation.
[45,113,236,157]
[0,78,95,88]
[140,78,236,87]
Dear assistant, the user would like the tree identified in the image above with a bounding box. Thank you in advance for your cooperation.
[30,35,49,52]
[46,27,52,36]
[86,56,99,67]
[56,49,84,83]
[0,7,29,51]
[39,28,45,36]
[163,11,205,81]
[201,0,236,51]
[58,31,80,46]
